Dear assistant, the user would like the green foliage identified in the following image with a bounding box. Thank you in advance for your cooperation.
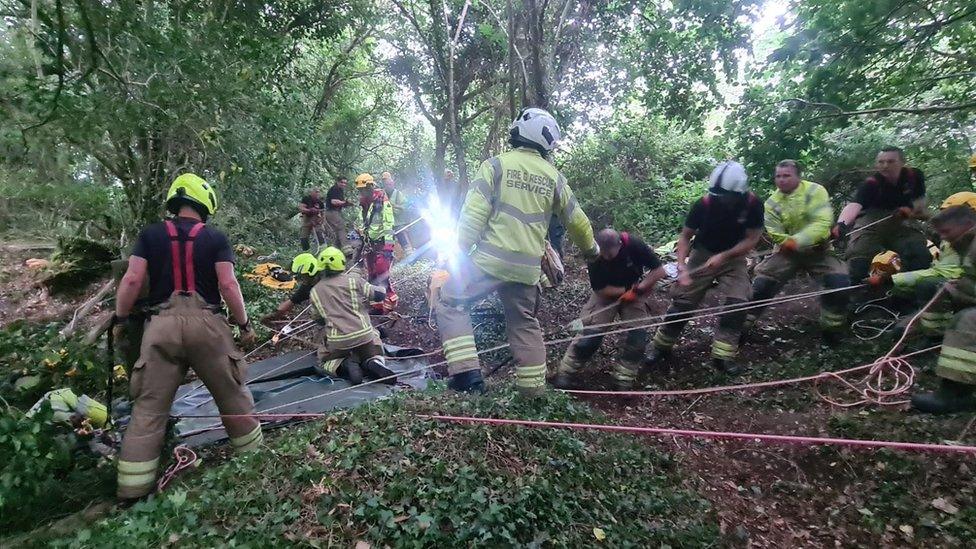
[562,113,717,243]
[0,322,110,409]
[45,389,716,547]
[0,406,115,533]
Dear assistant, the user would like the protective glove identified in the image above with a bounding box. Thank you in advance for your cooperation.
[111,315,129,342]
[237,319,257,347]
[779,238,799,254]
[619,289,639,303]
[582,242,601,263]
[830,222,849,242]
[895,206,914,219]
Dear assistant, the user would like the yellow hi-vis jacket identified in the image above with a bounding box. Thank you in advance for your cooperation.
[459,147,597,285]
[365,194,394,242]
[387,188,409,224]
[893,241,964,290]
[764,180,833,248]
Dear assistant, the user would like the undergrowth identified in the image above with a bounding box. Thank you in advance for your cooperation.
[37,388,716,547]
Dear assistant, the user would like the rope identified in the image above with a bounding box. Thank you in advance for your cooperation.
[156,445,197,492]
[421,415,976,455]
[815,286,946,407]
[846,214,895,236]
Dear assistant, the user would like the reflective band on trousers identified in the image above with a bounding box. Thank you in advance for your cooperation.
[475,241,541,267]
[443,335,478,364]
[711,340,737,359]
[820,310,846,328]
[322,358,344,375]
[516,364,546,388]
[117,458,159,487]
[231,425,263,452]
[653,331,676,349]
[938,346,976,372]
[611,361,639,382]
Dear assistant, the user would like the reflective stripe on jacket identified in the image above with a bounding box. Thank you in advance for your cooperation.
[459,147,597,285]
[892,241,964,289]
[764,180,833,248]
[310,273,380,350]
[365,196,394,241]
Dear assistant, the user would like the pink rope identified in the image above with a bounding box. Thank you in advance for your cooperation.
[156,445,197,493]
[420,414,976,455]
[562,346,940,397]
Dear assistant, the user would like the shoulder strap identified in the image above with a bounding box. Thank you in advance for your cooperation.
[620,231,630,247]
[165,220,205,294]
[701,194,711,209]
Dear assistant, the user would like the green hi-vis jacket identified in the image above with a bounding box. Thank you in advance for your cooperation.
[387,188,409,223]
[764,180,833,248]
[365,194,394,242]
[459,147,597,285]
[893,239,964,291]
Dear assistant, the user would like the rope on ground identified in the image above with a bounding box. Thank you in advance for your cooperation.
[156,445,197,493]
[815,286,946,407]
[420,414,976,455]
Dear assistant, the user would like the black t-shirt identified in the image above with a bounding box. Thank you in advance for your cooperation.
[684,194,764,253]
[325,185,345,211]
[131,217,235,307]
[301,195,325,216]
[853,168,926,210]
[587,234,662,290]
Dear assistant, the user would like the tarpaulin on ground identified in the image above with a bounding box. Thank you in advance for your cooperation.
[164,345,431,447]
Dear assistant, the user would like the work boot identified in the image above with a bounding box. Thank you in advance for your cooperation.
[448,370,486,394]
[821,330,843,347]
[363,358,397,385]
[643,347,671,370]
[338,361,364,385]
[711,358,742,376]
[911,379,976,414]
[549,372,575,390]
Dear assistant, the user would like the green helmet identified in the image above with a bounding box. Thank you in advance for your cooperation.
[317,246,346,273]
[291,253,320,277]
[166,173,218,217]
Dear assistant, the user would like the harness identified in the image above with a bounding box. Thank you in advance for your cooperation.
[164,219,206,295]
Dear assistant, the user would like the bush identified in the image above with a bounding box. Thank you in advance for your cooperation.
[46,389,717,546]
[561,114,718,244]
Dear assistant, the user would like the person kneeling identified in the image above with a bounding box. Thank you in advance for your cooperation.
[310,247,395,385]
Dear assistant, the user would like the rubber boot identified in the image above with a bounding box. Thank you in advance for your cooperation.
[338,361,364,385]
[644,347,671,370]
[911,379,976,414]
[363,358,396,385]
[711,358,742,376]
[549,372,574,390]
[448,369,486,394]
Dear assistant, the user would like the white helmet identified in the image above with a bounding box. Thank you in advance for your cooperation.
[509,108,561,152]
[708,160,749,195]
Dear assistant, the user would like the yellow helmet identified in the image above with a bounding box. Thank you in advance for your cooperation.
[870,251,902,277]
[291,253,320,277]
[166,173,218,217]
[317,246,347,273]
[941,191,976,211]
[381,171,393,183]
[355,173,375,188]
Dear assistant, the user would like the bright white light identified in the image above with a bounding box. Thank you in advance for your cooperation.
[420,192,461,270]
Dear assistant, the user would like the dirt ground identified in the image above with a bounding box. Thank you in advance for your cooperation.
[380,252,975,548]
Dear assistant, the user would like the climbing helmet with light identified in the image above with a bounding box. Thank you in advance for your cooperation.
[707,160,749,195]
[317,246,347,273]
[291,253,320,277]
[166,173,218,216]
[355,173,375,188]
[509,107,561,152]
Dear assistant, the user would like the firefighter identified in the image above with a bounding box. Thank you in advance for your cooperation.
[646,160,764,375]
[745,160,850,343]
[910,205,976,414]
[553,228,666,390]
[382,171,413,254]
[310,247,394,384]
[435,107,599,396]
[260,253,321,326]
[831,146,932,290]
[113,173,261,500]
[364,182,397,313]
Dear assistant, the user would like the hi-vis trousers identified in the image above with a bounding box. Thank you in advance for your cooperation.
[117,294,261,499]
[652,249,751,360]
[937,306,976,385]
[435,262,545,395]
